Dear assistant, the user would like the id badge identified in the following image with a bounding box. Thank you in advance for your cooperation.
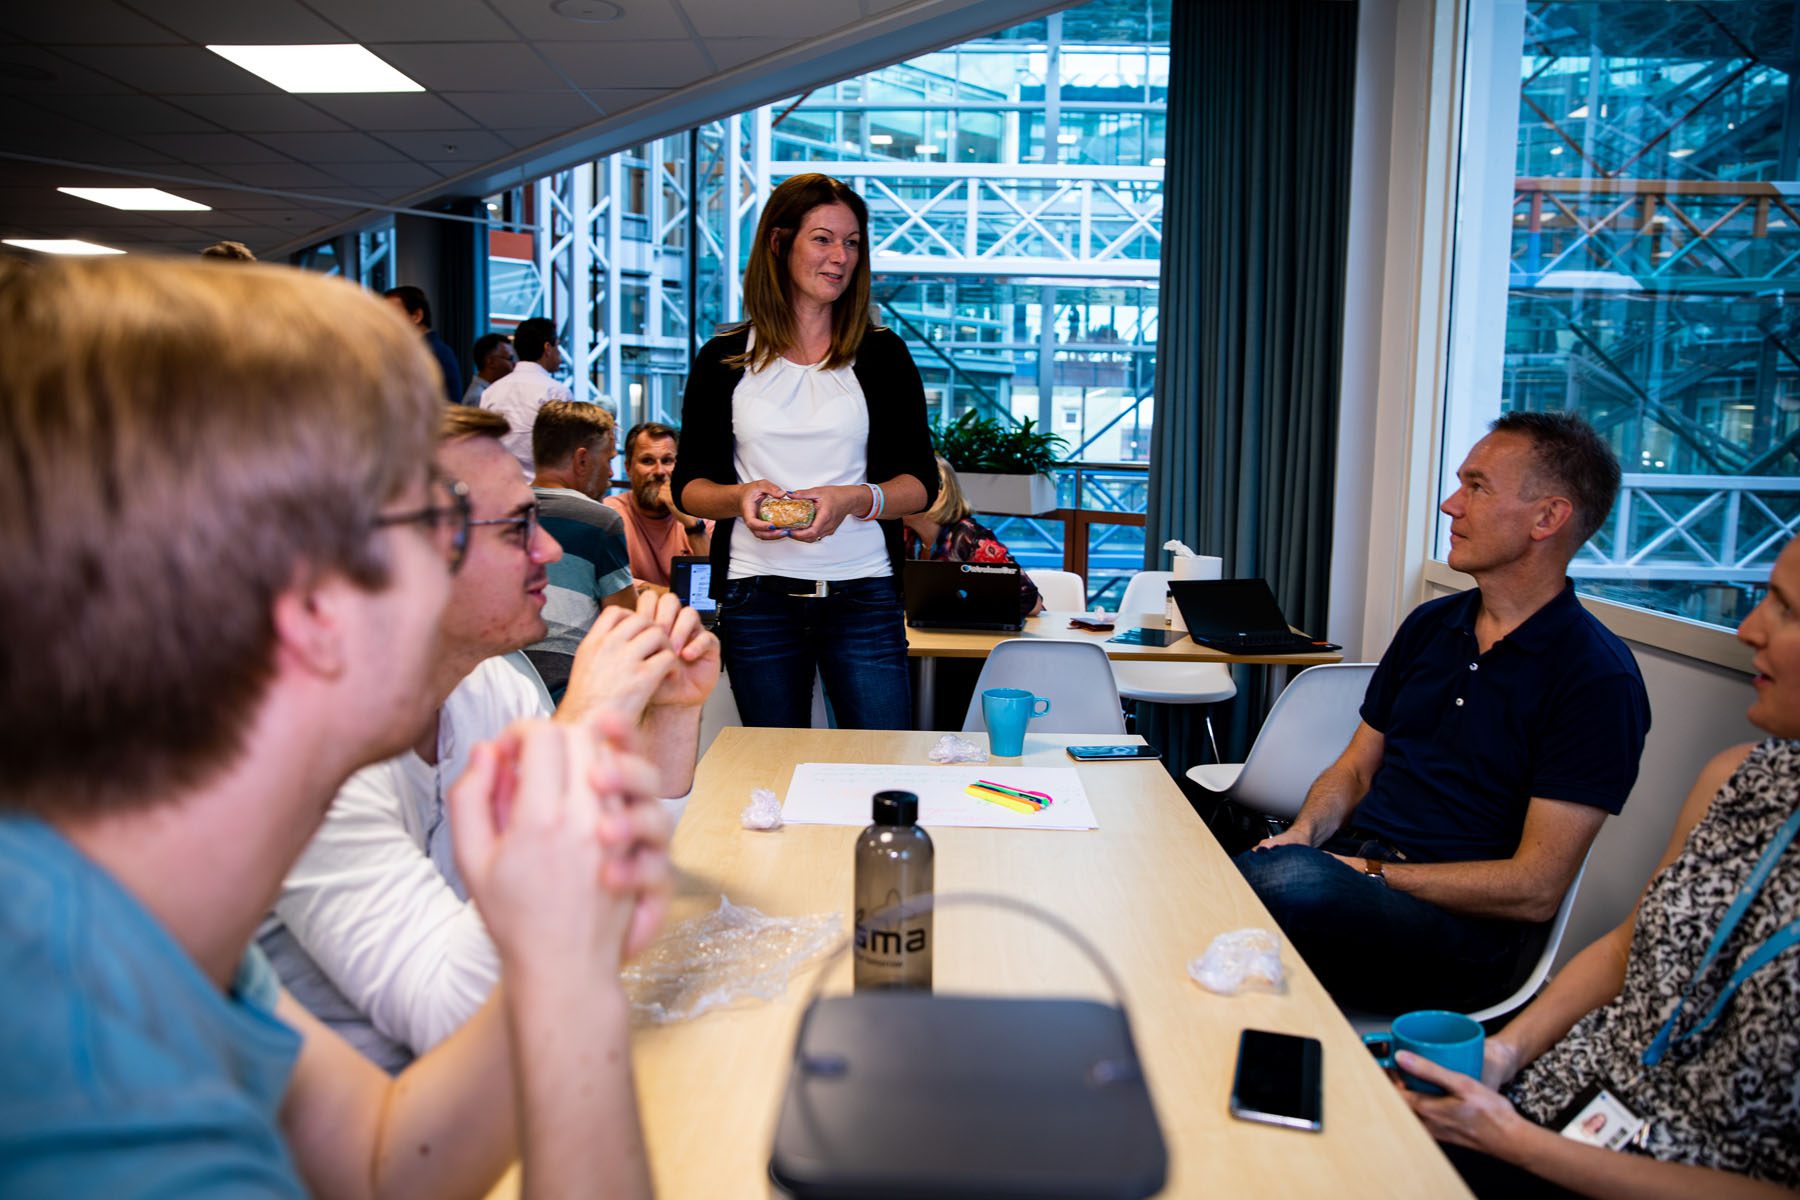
[1552,1080,1648,1150]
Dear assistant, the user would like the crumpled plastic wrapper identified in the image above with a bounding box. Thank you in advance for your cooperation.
[623,896,843,1024]
[927,733,988,764]
[741,787,782,830]
[1187,927,1286,996]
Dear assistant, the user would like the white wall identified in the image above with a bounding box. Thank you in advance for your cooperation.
[1562,641,1759,959]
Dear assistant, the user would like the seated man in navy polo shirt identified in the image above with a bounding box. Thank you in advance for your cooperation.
[1235,411,1650,1015]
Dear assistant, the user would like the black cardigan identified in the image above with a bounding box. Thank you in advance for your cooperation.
[671,325,941,599]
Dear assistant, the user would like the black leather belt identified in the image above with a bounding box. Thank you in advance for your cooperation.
[753,575,837,598]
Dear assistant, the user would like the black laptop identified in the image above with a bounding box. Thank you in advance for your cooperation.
[903,560,1025,632]
[1168,578,1339,654]
[668,555,718,628]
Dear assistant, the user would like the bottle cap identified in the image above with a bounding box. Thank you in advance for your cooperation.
[871,790,919,826]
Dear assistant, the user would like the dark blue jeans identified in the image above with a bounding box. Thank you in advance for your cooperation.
[717,575,913,730]
[1233,841,1537,1015]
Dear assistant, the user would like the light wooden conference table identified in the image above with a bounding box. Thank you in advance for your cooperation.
[490,728,1466,1199]
[907,610,1344,717]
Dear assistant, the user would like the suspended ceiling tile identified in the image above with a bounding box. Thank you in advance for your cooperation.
[369,42,574,95]
[0,3,183,45]
[437,89,599,129]
[140,0,348,44]
[256,130,400,162]
[0,118,176,165]
[493,127,576,150]
[163,93,351,132]
[0,46,135,93]
[305,91,481,131]
[315,160,444,187]
[681,0,860,40]
[705,36,791,71]
[377,128,513,162]
[303,184,387,201]
[203,161,343,188]
[575,85,663,114]
[299,0,518,44]
[133,131,292,163]
[482,0,689,42]
[27,93,221,134]
[60,45,282,94]
[535,38,710,89]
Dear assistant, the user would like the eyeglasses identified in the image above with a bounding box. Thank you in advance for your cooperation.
[468,501,541,555]
[376,478,473,573]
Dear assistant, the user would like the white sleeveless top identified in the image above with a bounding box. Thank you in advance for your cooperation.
[728,336,889,581]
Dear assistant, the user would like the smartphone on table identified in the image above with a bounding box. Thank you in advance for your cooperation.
[1229,1029,1323,1132]
[1066,744,1162,762]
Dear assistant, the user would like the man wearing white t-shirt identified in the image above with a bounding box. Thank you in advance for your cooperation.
[262,406,720,1070]
[478,316,568,478]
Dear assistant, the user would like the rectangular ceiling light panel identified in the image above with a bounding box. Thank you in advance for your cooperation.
[58,187,212,212]
[4,239,126,255]
[207,44,424,94]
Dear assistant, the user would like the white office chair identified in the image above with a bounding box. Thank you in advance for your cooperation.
[1346,852,1592,1032]
[1111,571,1237,761]
[1468,852,1590,1025]
[962,639,1126,734]
[1031,569,1087,613]
[1185,662,1376,824]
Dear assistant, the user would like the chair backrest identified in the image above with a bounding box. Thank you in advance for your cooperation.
[1117,570,1174,620]
[962,639,1127,734]
[1467,851,1591,1025]
[1031,569,1087,613]
[1228,663,1377,818]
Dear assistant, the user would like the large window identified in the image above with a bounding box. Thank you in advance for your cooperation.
[1442,0,1800,631]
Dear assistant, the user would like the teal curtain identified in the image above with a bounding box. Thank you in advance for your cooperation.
[1141,0,1357,771]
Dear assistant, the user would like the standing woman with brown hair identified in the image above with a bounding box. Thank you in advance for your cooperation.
[672,173,938,728]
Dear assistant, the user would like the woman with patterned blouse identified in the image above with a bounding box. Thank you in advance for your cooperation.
[901,457,1043,618]
[1396,537,1800,1196]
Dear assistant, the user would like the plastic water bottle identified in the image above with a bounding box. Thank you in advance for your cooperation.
[853,790,934,990]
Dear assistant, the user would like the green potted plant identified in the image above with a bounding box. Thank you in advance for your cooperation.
[932,411,1068,515]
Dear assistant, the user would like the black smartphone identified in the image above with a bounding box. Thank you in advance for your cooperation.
[1229,1029,1323,1132]
[1066,744,1162,761]
[1106,627,1186,647]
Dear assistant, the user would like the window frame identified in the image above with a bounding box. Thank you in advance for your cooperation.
[1368,0,1757,675]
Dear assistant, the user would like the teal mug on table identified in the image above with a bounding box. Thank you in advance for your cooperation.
[1362,1010,1484,1095]
[982,688,1051,757]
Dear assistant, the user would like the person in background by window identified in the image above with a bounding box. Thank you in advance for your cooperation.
[383,285,463,408]
[902,455,1042,618]
[1394,532,1800,1198]
[479,316,567,480]
[671,173,938,729]
[461,332,515,406]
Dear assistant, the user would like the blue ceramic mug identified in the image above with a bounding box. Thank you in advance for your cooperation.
[1362,1010,1484,1095]
[982,688,1051,757]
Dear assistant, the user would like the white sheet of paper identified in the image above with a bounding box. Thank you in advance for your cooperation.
[782,763,1098,830]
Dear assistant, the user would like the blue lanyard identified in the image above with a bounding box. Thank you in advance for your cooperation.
[1641,803,1800,1067]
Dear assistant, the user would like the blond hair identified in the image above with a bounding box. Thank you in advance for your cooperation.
[442,404,510,443]
[925,456,973,525]
[532,400,615,469]
[0,257,441,815]
[727,173,875,373]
